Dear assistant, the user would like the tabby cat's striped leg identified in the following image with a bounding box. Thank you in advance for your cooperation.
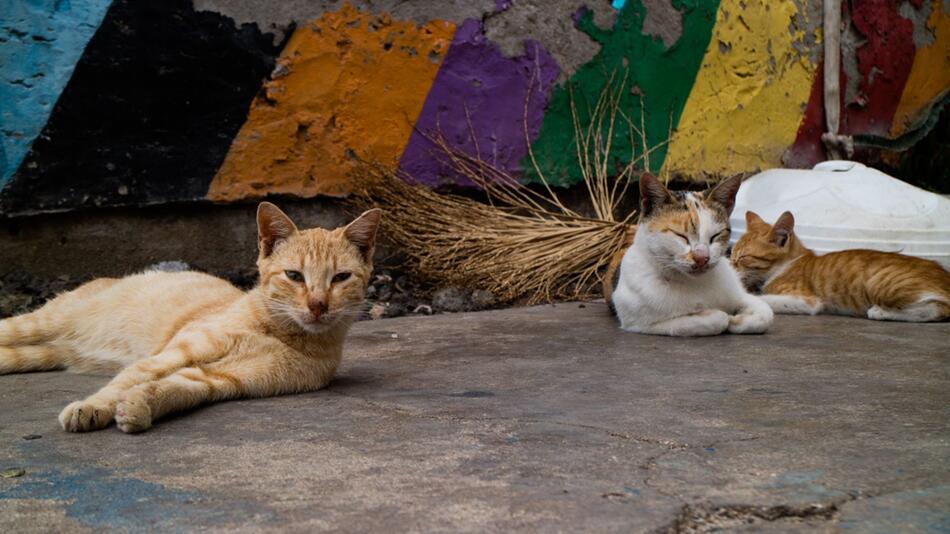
[0,344,68,374]
[59,332,224,432]
[114,362,249,433]
[867,298,948,322]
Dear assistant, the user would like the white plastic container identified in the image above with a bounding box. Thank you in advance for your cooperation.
[730,161,950,268]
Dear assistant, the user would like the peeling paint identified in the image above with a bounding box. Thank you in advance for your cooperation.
[193,0,495,45]
[663,0,822,176]
[842,0,916,135]
[397,20,559,186]
[482,0,616,84]
[524,0,720,185]
[891,0,950,135]
[207,5,455,201]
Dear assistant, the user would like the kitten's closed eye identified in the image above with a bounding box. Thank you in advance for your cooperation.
[285,270,304,282]
[669,231,689,243]
[332,272,352,283]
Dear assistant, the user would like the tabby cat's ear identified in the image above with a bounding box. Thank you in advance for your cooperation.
[707,174,743,215]
[344,209,382,261]
[745,210,767,228]
[257,202,298,258]
[639,172,672,218]
[770,211,795,247]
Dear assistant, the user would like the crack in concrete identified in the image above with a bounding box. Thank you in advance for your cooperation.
[661,500,846,533]
[325,388,688,450]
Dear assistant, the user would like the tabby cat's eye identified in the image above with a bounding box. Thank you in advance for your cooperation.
[285,270,304,282]
[332,272,352,284]
[711,229,728,242]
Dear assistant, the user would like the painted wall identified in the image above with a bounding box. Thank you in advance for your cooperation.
[0,0,113,187]
[0,0,947,215]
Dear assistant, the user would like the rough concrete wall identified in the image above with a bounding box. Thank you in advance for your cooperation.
[0,0,112,187]
[207,5,455,201]
[523,0,721,184]
[661,0,822,177]
[193,0,498,44]
[785,0,949,171]
[0,0,281,216]
[1,0,949,215]
[397,19,560,186]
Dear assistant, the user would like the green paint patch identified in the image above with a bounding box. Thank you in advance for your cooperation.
[523,0,720,186]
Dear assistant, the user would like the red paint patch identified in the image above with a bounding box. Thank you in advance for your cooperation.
[786,1,919,165]
[784,62,829,168]
[842,0,916,136]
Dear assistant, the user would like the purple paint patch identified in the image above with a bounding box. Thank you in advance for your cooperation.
[397,19,559,187]
[495,0,511,12]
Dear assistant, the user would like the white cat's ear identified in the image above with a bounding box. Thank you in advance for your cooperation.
[344,209,382,261]
[639,172,672,217]
[257,202,298,257]
[707,174,743,215]
[770,211,795,247]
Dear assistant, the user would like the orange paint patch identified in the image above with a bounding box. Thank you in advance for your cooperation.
[891,3,950,136]
[208,4,455,201]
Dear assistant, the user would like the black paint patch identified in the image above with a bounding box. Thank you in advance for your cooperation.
[1,0,283,216]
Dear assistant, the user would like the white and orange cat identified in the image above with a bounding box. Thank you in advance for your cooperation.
[732,211,950,322]
[604,173,773,336]
[0,203,381,433]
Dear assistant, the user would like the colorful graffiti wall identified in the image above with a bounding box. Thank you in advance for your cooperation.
[1,0,947,215]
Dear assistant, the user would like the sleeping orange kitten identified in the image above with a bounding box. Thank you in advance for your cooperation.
[0,203,381,433]
[732,211,950,322]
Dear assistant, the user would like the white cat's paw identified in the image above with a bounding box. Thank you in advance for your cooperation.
[59,399,114,432]
[728,311,773,334]
[866,306,887,320]
[115,390,153,434]
[688,309,731,336]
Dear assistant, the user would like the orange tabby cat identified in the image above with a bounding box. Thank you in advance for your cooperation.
[0,203,381,433]
[732,211,950,322]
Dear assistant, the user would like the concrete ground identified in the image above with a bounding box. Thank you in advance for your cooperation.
[0,303,947,532]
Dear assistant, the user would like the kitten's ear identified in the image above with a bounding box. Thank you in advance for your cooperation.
[707,174,743,215]
[344,209,382,261]
[639,172,672,217]
[745,210,767,228]
[257,202,298,258]
[770,211,795,247]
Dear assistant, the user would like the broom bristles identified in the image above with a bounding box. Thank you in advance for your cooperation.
[351,69,659,305]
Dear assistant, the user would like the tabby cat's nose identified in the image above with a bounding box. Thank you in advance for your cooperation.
[308,299,328,318]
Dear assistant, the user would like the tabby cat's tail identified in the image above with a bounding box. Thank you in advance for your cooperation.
[0,309,58,346]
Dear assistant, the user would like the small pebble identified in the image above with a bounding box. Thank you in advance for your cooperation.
[21,434,41,440]
[390,333,398,339]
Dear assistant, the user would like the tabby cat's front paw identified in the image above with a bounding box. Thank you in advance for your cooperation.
[115,391,153,434]
[59,399,114,432]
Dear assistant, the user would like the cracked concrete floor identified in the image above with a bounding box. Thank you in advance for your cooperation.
[1,302,948,532]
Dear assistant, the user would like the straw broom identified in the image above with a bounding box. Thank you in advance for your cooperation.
[351,72,665,305]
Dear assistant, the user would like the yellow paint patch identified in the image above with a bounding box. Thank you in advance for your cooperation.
[662,0,821,178]
[891,3,950,136]
[208,4,454,201]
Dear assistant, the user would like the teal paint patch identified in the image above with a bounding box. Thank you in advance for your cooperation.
[612,0,627,9]
[0,0,113,187]
[523,0,720,186]
[0,468,274,531]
